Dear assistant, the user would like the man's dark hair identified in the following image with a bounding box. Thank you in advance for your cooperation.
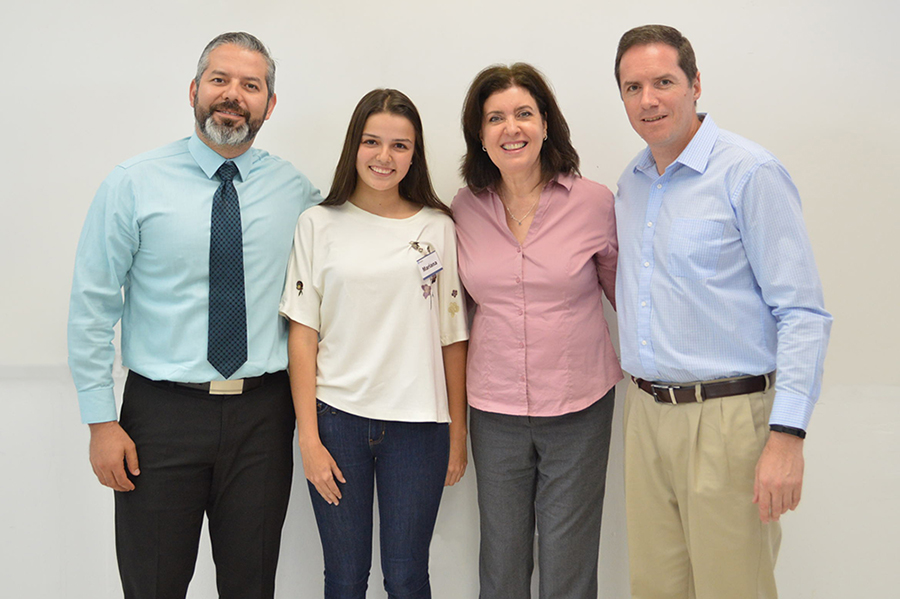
[615,25,698,90]
[195,32,276,100]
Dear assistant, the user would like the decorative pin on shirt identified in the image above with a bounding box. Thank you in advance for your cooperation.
[422,274,437,308]
[296,281,304,295]
[448,289,461,315]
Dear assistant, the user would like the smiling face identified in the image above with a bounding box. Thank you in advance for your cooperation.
[354,112,416,196]
[189,43,276,157]
[480,85,547,183]
[619,43,702,171]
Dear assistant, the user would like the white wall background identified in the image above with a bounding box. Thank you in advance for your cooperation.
[2,0,898,597]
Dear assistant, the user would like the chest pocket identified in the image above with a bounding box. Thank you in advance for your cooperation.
[667,218,724,279]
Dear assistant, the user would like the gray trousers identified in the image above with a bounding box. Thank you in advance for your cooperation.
[470,388,615,599]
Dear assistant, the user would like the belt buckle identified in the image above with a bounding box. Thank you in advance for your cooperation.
[209,379,244,395]
[651,383,679,404]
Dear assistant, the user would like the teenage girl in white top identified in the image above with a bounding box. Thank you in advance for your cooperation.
[279,89,468,599]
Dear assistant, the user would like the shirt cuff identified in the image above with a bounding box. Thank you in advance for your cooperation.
[78,387,119,424]
[768,390,815,430]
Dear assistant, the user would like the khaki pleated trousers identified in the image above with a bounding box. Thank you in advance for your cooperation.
[624,378,781,599]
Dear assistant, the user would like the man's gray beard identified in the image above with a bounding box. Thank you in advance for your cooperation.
[199,115,254,147]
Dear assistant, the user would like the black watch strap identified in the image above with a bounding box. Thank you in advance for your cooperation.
[769,424,807,439]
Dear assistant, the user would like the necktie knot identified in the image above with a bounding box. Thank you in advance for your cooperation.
[216,161,238,183]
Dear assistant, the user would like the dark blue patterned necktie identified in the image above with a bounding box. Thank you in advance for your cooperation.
[208,161,247,378]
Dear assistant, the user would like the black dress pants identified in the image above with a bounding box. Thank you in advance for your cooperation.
[115,370,295,599]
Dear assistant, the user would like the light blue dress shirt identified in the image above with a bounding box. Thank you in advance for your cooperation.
[68,133,322,424]
[616,115,832,430]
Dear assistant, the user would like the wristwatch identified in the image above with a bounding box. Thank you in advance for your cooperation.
[769,424,806,439]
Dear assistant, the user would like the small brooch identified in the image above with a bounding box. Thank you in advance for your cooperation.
[296,281,304,295]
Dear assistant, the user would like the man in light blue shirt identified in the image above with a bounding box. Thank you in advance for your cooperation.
[613,25,831,599]
[68,32,321,598]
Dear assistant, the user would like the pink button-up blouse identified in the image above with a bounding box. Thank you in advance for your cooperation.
[452,174,622,417]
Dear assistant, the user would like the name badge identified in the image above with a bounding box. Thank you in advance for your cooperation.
[417,251,443,280]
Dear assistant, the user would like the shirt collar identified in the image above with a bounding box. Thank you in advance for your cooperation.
[188,132,254,181]
[551,173,576,191]
[633,113,718,177]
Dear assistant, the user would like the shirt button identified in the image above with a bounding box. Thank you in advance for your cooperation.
[641,301,647,307]
[641,340,648,346]
[515,276,521,283]
[647,221,653,227]
[643,261,650,268]
[517,308,523,316]
[516,247,522,254]
[520,342,525,348]
[657,184,662,189]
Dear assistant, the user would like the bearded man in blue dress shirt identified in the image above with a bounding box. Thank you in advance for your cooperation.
[613,25,832,599]
[67,32,321,598]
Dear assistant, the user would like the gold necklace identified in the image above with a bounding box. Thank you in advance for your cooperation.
[501,183,545,225]
[502,198,538,225]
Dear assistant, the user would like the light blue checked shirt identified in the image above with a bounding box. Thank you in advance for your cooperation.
[615,115,832,430]
[68,134,322,424]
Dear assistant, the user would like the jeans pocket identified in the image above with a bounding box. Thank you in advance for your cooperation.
[667,218,724,279]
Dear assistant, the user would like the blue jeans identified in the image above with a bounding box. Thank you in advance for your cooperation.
[309,401,449,599]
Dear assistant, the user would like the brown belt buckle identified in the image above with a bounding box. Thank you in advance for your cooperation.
[209,379,244,395]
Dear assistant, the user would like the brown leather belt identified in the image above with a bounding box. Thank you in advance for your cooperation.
[633,373,773,405]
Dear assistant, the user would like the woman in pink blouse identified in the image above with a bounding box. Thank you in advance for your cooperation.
[452,63,622,599]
